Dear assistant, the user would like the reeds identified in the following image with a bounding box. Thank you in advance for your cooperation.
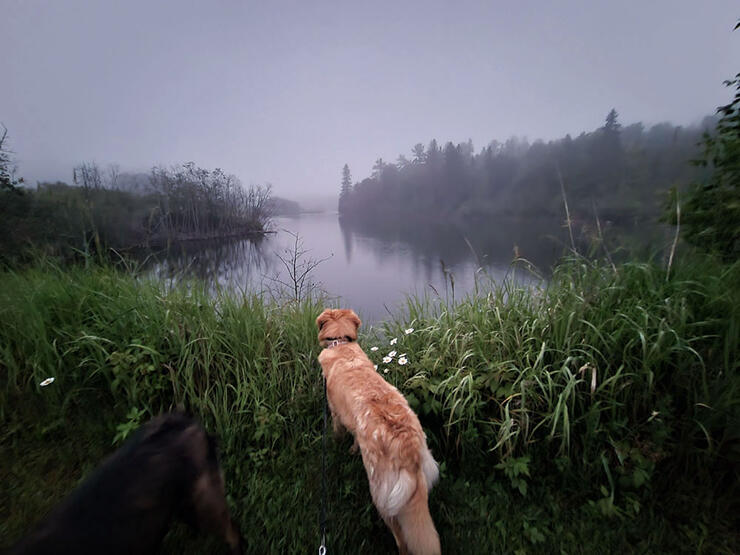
[1,256,738,553]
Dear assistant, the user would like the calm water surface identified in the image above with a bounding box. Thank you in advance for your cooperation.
[145,213,559,323]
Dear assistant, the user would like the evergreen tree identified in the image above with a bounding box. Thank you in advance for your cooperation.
[426,139,441,168]
[412,143,426,164]
[371,158,386,179]
[338,164,352,215]
[590,108,624,193]
[601,109,623,155]
[604,108,621,135]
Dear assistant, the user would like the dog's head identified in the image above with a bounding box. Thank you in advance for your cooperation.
[316,308,361,347]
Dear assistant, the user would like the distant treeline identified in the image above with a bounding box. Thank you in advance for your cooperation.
[339,111,714,229]
[268,196,301,216]
[0,161,272,260]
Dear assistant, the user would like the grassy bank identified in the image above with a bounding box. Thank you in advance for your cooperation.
[1,258,738,553]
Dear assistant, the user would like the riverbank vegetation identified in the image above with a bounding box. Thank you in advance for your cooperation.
[0,159,272,262]
[1,255,737,553]
[666,72,740,260]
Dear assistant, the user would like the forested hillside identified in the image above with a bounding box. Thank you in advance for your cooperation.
[339,111,714,229]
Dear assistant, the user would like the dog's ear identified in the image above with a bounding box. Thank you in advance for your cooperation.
[316,310,332,330]
[345,310,361,331]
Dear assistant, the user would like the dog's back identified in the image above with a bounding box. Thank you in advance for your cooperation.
[10,413,242,555]
[354,376,441,555]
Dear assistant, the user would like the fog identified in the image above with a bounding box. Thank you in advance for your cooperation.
[1,0,738,198]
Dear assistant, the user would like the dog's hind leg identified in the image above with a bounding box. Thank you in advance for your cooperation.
[191,469,243,554]
[178,424,243,554]
[330,407,348,437]
[383,515,409,555]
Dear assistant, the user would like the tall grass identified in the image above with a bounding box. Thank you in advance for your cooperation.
[1,257,738,553]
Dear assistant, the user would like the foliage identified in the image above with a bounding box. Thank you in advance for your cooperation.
[147,163,272,240]
[0,124,24,194]
[1,257,738,552]
[674,73,740,259]
[339,112,712,234]
[0,162,272,261]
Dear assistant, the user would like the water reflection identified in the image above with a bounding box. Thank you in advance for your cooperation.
[138,214,555,322]
[340,215,569,270]
[141,234,274,295]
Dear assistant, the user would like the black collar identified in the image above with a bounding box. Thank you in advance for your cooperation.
[322,336,355,349]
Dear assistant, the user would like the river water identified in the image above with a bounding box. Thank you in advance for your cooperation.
[143,212,566,322]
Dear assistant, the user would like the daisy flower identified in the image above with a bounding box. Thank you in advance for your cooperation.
[382,356,392,364]
[40,377,55,387]
[383,368,389,374]
[405,328,414,334]
[388,350,397,358]
[390,338,398,345]
[398,356,408,365]
[374,365,378,370]
[370,346,379,351]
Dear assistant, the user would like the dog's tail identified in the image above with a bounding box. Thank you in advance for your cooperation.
[396,467,440,555]
[397,450,440,555]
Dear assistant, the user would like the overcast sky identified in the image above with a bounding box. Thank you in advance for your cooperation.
[2,0,738,198]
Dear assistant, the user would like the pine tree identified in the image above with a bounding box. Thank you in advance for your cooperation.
[371,158,386,179]
[338,164,352,215]
[412,143,426,164]
[604,108,621,135]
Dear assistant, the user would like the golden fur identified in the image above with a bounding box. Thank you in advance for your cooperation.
[316,309,441,555]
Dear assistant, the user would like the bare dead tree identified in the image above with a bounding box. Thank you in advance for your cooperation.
[0,124,24,193]
[73,162,103,196]
[266,230,331,302]
[106,164,120,190]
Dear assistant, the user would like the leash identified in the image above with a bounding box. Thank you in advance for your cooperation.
[319,374,328,555]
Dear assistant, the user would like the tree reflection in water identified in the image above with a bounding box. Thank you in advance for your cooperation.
[138,235,273,296]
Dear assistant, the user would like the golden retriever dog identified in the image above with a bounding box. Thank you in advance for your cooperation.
[316,308,441,555]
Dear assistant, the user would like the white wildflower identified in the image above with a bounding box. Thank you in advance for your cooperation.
[370,346,379,352]
[382,356,392,364]
[40,377,55,387]
[388,350,397,358]
[390,338,398,345]
[383,368,389,374]
[405,328,414,334]
[374,365,378,370]
[398,356,408,366]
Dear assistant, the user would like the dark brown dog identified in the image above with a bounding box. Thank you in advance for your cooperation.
[9,413,243,555]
